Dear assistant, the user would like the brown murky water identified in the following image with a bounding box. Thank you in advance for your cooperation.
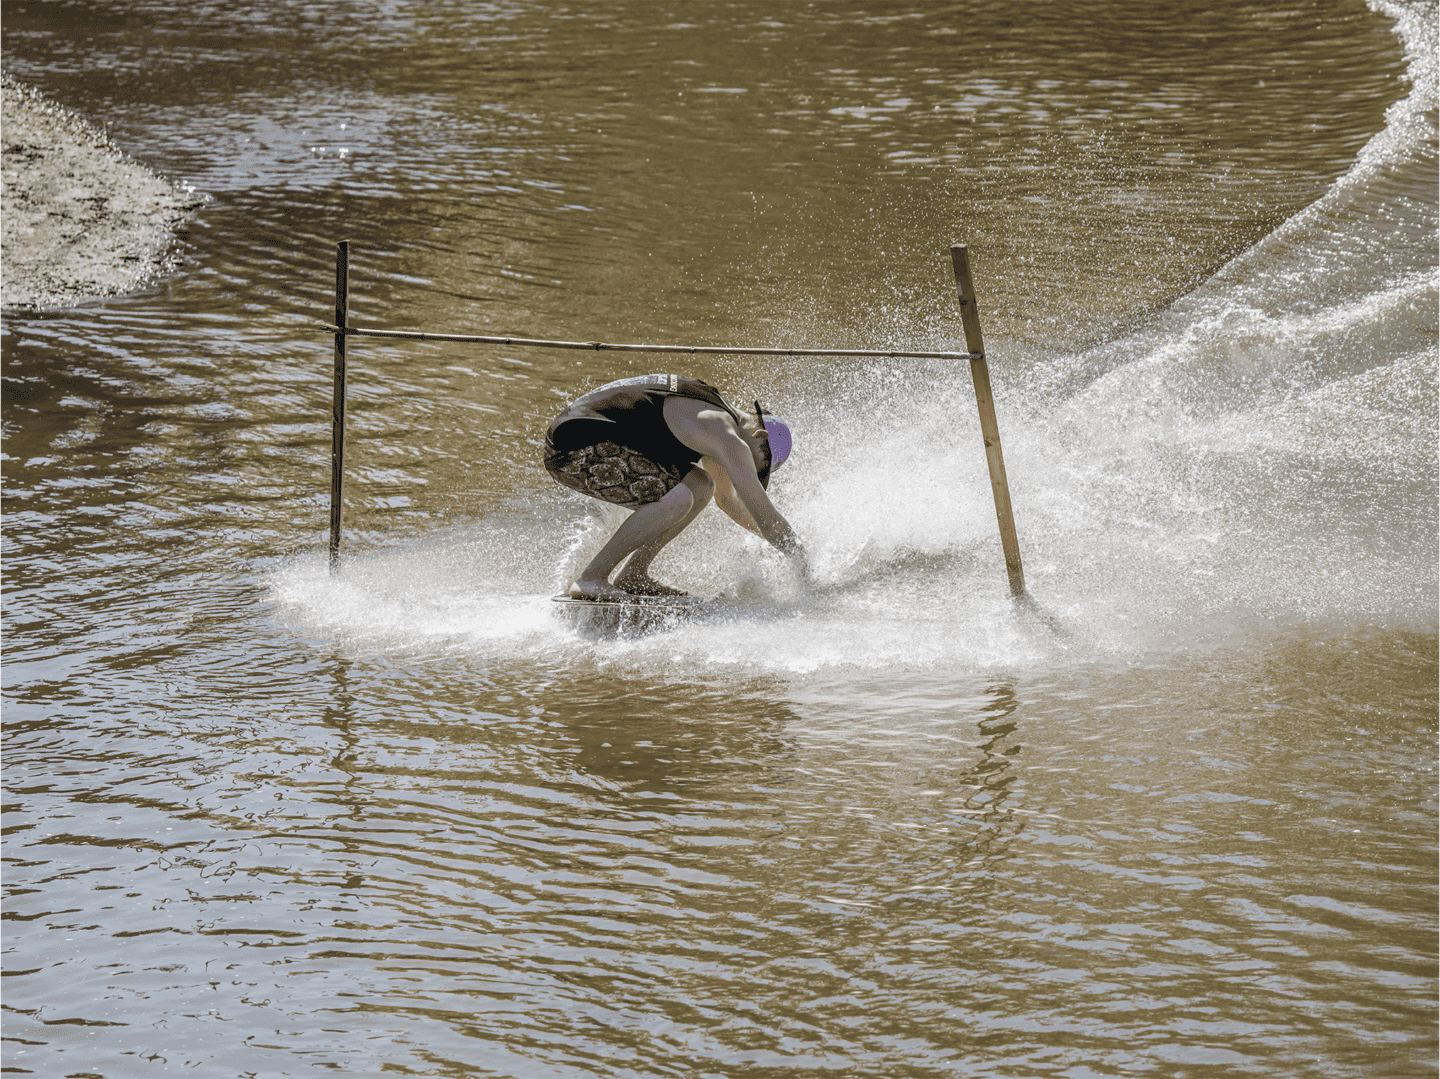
[3,2,1435,1076]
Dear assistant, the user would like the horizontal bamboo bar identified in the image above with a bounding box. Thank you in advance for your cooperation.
[318,322,977,362]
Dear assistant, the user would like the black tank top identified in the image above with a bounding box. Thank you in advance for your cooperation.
[545,374,745,474]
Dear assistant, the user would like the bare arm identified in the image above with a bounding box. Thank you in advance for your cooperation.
[663,396,804,560]
[700,455,761,535]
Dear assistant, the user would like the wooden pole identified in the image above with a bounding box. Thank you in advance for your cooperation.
[950,244,1026,596]
[329,241,349,576]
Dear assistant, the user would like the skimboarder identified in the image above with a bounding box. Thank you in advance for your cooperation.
[544,373,804,600]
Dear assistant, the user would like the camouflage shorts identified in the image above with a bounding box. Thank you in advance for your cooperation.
[544,441,688,509]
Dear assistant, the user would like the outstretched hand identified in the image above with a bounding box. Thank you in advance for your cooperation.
[788,546,820,593]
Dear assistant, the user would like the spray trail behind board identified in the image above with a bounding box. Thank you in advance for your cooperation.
[273,1,1436,676]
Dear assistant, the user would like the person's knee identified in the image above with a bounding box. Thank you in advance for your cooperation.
[684,468,714,505]
[652,477,697,521]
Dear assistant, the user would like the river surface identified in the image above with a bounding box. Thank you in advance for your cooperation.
[2,2,1436,1076]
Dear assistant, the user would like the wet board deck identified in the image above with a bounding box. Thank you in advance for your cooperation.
[551,594,711,635]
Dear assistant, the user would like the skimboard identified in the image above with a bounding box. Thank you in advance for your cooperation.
[551,593,711,636]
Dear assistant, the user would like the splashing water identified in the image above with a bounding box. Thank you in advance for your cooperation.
[275,1,1435,675]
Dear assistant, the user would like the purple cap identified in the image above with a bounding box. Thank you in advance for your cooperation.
[763,417,792,468]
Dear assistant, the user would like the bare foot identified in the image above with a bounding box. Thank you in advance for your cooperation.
[613,573,689,597]
[568,577,637,601]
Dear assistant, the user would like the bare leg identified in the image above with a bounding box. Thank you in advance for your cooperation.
[570,468,713,600]
[616,470,714,594]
